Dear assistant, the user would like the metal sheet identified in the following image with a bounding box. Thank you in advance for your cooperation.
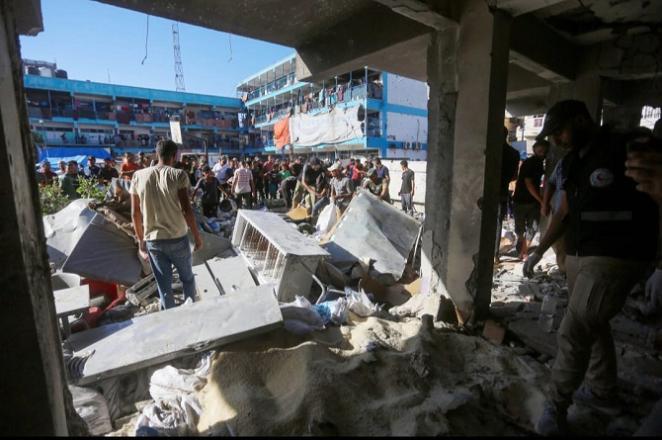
[67,284,282,385]
[324,190,422,284]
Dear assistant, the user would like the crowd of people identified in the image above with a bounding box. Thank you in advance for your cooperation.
[36,151,153,200]
[35,147,419,220]
[180,154,417,220]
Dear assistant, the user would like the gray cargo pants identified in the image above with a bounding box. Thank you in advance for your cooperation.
[551,255,647,410]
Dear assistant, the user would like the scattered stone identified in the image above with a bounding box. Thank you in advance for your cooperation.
[483,320,506,345]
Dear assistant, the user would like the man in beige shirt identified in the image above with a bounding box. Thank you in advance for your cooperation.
[130,140,203,309]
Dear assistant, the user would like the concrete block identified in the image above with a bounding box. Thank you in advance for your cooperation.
[67,284,282,385]
[192,264,221,301]
[206,256,257,295]
[54,285,90,317]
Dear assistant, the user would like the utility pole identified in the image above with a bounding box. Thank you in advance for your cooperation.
[172,22,186,92]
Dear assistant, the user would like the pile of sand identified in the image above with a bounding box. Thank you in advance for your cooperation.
[196,316,549,436]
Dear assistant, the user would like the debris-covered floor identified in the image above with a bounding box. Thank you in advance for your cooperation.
[48,193,661,436]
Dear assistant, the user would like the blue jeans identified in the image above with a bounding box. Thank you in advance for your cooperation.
[401,193,413,214]
[146,235,196,310]
[312,196,330,217]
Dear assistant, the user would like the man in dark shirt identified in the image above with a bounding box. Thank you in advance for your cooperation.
[526,100,659,436]
[374,158,390,186]
[513,140,549,260]
[497,127,523,260]
[192,166,221,218]
[292,157,324,212]
[37,160,57,187]
[399,160,415,214]
[86,156,102,180]
[59,160,81,200]
[100,157,119,183]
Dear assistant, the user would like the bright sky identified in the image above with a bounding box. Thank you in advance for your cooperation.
[19,0,294,97]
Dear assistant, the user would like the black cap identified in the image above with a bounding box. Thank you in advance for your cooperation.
[536,100,593,142]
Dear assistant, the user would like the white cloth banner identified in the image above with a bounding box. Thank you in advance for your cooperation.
[290,105,363,147]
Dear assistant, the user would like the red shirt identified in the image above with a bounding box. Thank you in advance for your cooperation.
[121,162,141,180]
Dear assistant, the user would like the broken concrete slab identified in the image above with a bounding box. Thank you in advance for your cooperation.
[323,190,422,286]
[61,212,143,286]
[51,272,82,290]
[191,230,233,266]
[232,210,329,302]
[315,260,349,290]
[67,284,282,386]
[43,199,97,269]
[126,275,158,307]
[192,264,221,301]
[54,285,90,317]
[206,256,257,295]
[507,317,558,358]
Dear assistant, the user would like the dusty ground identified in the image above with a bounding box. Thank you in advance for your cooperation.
[193,315,548,436]
[106,224,661,437]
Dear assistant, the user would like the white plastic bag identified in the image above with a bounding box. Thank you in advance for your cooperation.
[70,385,113,436]
[346,287,381,317]
[135,353,212,436]
[314,298,350,325]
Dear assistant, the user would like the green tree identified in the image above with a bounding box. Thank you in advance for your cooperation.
[39,182,70,215]
[76,177,107,202]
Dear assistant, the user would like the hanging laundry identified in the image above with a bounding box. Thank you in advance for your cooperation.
[273,116,291,150]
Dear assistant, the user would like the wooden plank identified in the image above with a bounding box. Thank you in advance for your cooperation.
[67,284,282,385]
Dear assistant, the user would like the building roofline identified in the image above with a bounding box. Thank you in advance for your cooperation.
[24,75,242,108]
[236,52,297,90]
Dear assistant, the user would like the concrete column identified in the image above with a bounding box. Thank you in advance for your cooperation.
[422,1,512,323]
[0,2,69,435]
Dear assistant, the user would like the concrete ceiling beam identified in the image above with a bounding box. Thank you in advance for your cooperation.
[581,32,662,80]
[509,14,579,82]
[494,0,571,16]
[295,4,434,82]
[11,0,43,36]
[371,0,459,29]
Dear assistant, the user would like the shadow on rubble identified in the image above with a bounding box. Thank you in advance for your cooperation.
[488,257,662,437]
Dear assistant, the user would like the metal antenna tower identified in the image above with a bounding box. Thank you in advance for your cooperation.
[172,22,186,91]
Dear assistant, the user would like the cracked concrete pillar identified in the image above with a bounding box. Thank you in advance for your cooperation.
[0,1,69,435]
[421,1,512,323]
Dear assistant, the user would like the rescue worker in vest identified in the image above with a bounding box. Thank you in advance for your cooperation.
[523,100,659,436]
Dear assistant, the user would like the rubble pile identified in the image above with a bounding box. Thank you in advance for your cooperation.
[45,190,661,437]
[491,250,662,436]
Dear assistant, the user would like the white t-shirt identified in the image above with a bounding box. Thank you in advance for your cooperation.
[233,167,253,194]
[130,165,191,241]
